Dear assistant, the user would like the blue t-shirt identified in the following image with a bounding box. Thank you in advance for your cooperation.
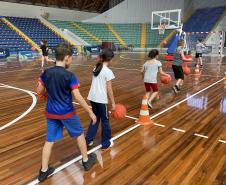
[39,66,80,119]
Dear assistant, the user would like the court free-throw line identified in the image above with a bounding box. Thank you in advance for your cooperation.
[194,133,208,139]
[27,78,224,185]
[218,139,226,144]
[0,84,37,131]
[172,128,186,133]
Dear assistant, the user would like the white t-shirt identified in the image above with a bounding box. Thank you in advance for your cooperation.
[143,60,162,83]
[196,43,205,53]
[88,65,115,104]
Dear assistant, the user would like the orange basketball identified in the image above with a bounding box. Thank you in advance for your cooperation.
[183,66,191,75]
[162,40,167,45]
[160,75,171,84]
[112,104,127,120]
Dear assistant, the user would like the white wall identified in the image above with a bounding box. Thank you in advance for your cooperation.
[84,0,225,24]
[84,0,185,23]
[0,1,99,21]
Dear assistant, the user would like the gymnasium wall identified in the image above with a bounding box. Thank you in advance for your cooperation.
[192,0,226,9]
[0,1,98,21]
[84,0,185,23]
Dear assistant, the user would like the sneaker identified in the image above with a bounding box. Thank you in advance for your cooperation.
[172,86,179,94]
[147,101,153,109]
[82,153,97,171]
[87,141,94,148]
[38,166,55,182]
[200,64,203,68]
[101,141,114,151]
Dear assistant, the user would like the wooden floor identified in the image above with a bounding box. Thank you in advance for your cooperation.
[0,53,225,185]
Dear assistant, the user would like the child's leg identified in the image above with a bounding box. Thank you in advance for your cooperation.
[99,104,111,148]
[86,102,100,144]
[41,142,54,171]
[148,83,158,103]
[77,133,88,161]
[199,57,203,66]
[41,56,45,68]
[176,79,183,87]
[41,119,63,171]
[144,83,151,98]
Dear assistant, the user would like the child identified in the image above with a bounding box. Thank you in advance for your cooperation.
[195,39,206,68]
[40,40,54,69]
[172,39,192,94]
[86,48,116,150]
[141,49,170,109]
[36,43,97,182]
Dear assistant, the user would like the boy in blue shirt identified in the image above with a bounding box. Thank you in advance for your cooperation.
[36,43,97,182]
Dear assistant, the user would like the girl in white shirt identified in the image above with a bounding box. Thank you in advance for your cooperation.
[86,49,116,150]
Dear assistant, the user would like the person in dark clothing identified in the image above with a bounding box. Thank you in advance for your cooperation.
[40,40,54,69]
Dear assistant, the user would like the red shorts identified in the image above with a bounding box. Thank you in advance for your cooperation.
[144,83,158,92]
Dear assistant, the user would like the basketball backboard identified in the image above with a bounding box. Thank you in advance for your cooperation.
[151,9,181,30]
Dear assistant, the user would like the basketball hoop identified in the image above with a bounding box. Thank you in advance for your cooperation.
[158,23,166,35]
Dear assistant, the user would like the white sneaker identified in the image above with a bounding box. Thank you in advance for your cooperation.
[147,101,153,109]
[87,141,94,147]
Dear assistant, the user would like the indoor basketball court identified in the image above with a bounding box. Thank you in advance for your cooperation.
[0,0,226,185]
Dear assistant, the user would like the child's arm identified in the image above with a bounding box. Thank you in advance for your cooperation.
[35,81,45,95]
[141,65,144,79]
[72,89,97,124]
[159,67,170,77]
[107,80,116,111]
[181,51,192,62]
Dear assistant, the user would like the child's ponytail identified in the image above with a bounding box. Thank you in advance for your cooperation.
[93,48,114,77]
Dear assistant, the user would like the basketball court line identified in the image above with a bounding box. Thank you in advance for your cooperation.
[119,54,224,63]
[73,63,221,78]
[0,67,41,74]
[0,84,37,131]
[0,61,222,78]
[27,77,224,185]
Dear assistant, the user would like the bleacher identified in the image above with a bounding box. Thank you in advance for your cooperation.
[77,22,120,46]
[167,6,226,50]
[184,6,225,50]
[0,19,30,52]
[50,20,99,45]
[146,24,171,48]
[51,20,169,48]
[112,24,141,47]
[6,17,67,49]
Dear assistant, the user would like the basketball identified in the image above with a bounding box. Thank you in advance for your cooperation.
[160,75,171,84]
[112,104,127,120]
[162,40,167,45]
[183,66,191,75]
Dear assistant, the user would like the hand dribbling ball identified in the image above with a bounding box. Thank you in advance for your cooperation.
[160,75,171,84]
[112,104,127,120]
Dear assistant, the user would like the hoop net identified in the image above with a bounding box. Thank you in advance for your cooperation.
[158,24,166,35]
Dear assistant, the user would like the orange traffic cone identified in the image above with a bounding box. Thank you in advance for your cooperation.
[136,95,154,125]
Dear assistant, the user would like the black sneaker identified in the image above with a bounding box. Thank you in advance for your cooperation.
[82,153,97,171]
[38,166,55,182]
[147,101,153,109]
[172,86,178,94]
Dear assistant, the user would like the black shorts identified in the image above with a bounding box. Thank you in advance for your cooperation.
[42,53,48,57]
[195,53,202,58]
[172,65,184,80]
